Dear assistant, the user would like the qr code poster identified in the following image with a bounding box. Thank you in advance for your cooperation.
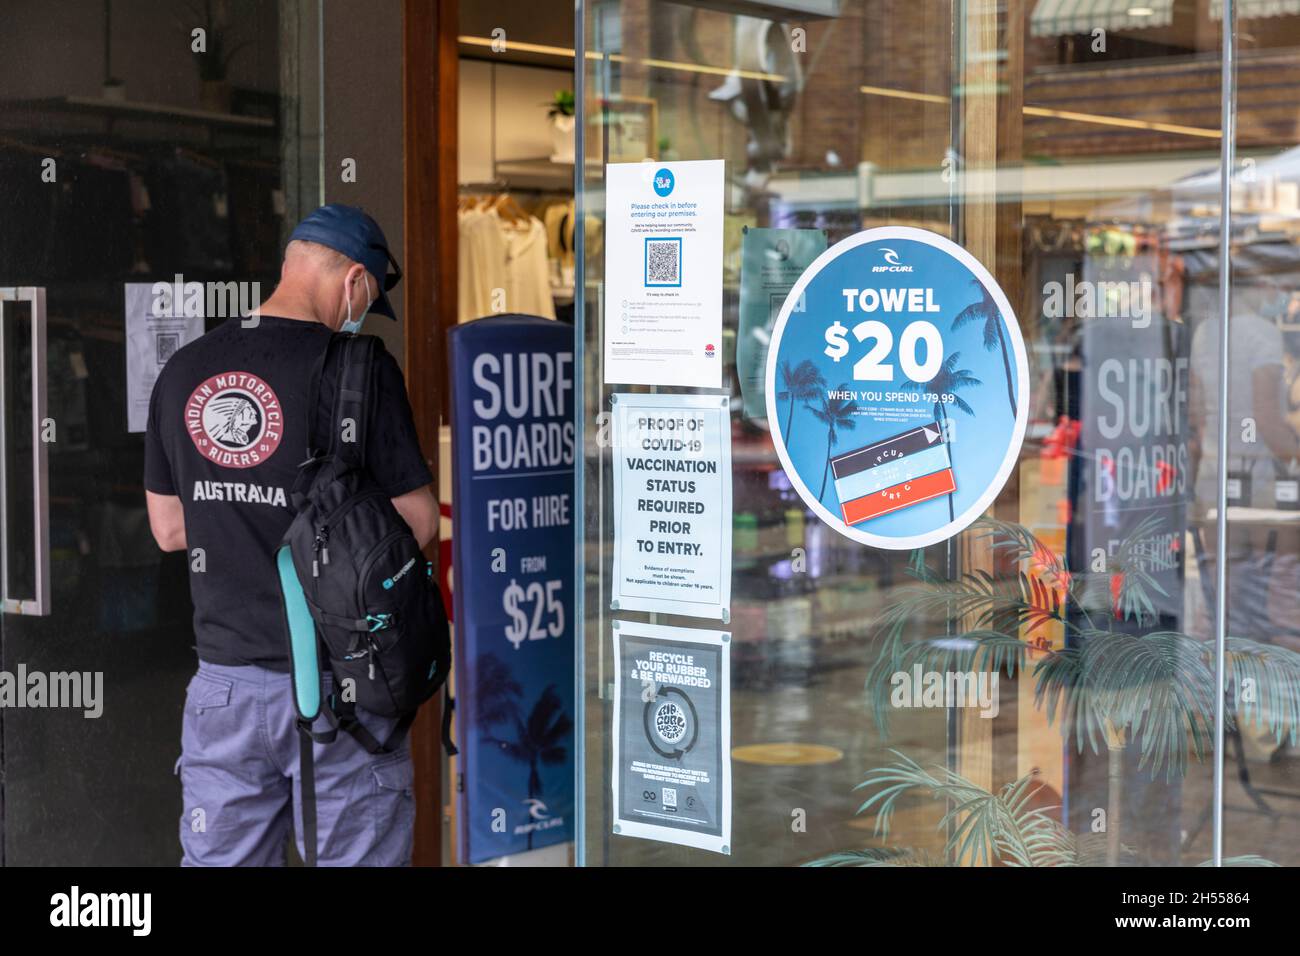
[123,283,203,433]
[644,237,682,287]
[603,160,724,388]
[611,619,731,855]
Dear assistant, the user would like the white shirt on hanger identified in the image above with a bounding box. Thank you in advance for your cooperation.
[458,206,509,323]
[501,215,555,320]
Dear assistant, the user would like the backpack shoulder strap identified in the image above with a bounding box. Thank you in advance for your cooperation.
[327,334,381,469]
[304,332,341,462]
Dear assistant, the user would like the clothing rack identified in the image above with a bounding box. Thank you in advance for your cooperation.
[458,178,508,193]
[457,182,560,321]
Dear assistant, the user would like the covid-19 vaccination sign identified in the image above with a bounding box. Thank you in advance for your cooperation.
[611,393,732,622]
[765,227,1029,549]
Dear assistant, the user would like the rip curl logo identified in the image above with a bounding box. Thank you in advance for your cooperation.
[514,798,564,836]
[185,372,283,468]
[872,248,914,272]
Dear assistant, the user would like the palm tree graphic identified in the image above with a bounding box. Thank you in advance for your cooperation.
[952,278,1016,418]
[908,352,980,521]
[808,384,860,502]
[777,359,826,444]
[475,652,524,725]
[483,684,572,850]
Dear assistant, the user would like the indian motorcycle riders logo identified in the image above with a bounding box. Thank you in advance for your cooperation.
[185,371,283,468]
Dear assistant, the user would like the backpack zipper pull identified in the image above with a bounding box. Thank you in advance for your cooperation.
[311,525,329,577]
[367,636,378,680]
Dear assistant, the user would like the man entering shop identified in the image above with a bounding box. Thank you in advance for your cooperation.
[144,204,438,866]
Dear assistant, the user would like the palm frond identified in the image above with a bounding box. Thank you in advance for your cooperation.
[1219,637,1300,746]
[865,626,911,736]
[876,570,1067,632]
[895,629,1029,680]
[804,847,945,867]
[948,371,983,389]
[1017,570,1065,634]
[982,314,1000,350]
[866,627,1027,737]
[1109,514,1175,623]
[1074,832,1140,867]
[849,753,1078,867]
[951,301,985,331]
[973,517,1068,581]
[865,567,1070,735]
[906,548,941,584]
[950,394,976,416]
[1034,630,1217,779]
[1033,646,1108,757]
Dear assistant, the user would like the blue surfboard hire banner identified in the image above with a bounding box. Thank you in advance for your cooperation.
[765,227,1029,549]
[449,315,576,862]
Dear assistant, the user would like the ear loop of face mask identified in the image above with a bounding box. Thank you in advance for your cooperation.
[342,271,373,334]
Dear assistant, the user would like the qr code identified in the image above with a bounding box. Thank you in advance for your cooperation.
[662,787,677,809]
[645,238,681,286]
[156,332,180,364]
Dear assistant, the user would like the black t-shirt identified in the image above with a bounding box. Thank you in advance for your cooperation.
[144,315,433,671]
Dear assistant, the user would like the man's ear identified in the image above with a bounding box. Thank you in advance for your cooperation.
[348,262,368,295]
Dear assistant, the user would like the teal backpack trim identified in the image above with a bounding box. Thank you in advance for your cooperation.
[277,544,321,719]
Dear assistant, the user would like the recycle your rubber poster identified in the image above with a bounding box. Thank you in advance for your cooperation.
[611,619,731,854]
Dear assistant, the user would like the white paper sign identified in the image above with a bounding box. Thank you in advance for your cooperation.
[125,282,204,433]
[603,160,724,387]
[612,393,732,621]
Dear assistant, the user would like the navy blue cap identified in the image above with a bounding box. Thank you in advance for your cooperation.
[288,204,402,319]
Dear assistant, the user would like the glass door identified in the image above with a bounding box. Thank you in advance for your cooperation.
[576,0,1299,867]
[0,0,321,864]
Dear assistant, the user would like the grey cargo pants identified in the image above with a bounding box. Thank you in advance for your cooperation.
[177,660,414,866]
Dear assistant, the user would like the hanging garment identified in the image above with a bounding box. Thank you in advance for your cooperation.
[458,206,509,323]
[501,214,555,320]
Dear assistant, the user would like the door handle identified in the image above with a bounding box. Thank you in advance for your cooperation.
[1,286,50,615]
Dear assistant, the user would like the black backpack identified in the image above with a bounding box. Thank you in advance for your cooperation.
[275,332,453,866]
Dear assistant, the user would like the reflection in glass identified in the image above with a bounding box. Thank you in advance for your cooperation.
[577,0,1300,867]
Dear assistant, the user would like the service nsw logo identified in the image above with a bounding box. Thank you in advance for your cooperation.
[185,371,283,468]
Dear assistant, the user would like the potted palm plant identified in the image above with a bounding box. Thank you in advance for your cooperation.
[809,517,1300,867]
[546,90,576,164]
[182,0,248,114]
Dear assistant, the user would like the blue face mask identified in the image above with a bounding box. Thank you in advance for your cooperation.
[341,272,373,335]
